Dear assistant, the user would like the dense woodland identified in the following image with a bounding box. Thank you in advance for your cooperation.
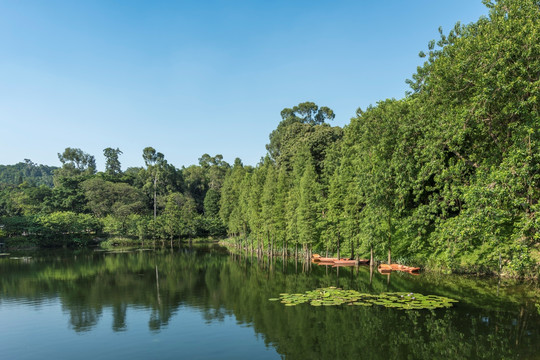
[0,147,229,247]
[1,0,539,276]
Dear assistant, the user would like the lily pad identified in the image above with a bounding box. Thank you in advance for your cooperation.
[271,287,457,310]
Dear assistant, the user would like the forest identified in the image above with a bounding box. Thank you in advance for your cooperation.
[1,0,539,277]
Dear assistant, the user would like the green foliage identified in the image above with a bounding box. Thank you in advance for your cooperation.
[266,101,342,172]
[203,188,221,217]
[81,177,145,217]
[216,0,540,276]
[273,288,458,310]
[0,216,41,237]
[1,0,539,275]
[1,146,229,246]
[37,211,101,236]
[57,147,96,177]
[0,159,56,187]
[103,147,123,176]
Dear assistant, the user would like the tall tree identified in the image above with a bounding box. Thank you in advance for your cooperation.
[142,147,165,220]
[103,148,123,176]
[57,147,96,176]
[266,102,341,171]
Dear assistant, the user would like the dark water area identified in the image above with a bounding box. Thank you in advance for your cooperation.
[0,245,538,359]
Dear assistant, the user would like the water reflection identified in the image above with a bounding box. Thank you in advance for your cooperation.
[0,246,539,359]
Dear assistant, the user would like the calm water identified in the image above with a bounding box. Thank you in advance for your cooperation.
[0,245,538,359]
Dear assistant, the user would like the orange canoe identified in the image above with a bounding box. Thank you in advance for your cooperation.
[378,264,420,273]
[332,259,358,266]
[312,254,338,262]
[313,257,339,263]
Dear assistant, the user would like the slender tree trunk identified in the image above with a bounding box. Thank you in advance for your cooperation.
[268,232,271,257]
[498,244,502,276]
[243,223,248,251]
[388,213,392,265]
[337,234,340,260]
[153,177,157,221]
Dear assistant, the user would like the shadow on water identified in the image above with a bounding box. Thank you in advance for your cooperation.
[0,245,539,359]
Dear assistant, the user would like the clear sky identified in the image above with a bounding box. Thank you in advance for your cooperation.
[0,0,488,171]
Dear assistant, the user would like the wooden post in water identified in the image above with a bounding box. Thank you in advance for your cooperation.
[155,264,161,306]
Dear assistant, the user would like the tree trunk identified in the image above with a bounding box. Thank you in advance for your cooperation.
[387,213,392,264]
[337,234,340,260]
[153,177,157,221]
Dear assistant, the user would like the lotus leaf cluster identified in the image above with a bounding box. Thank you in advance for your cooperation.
[269,287,458,310]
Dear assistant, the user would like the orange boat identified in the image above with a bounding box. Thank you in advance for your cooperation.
[312,254,340,262]
[312,259,336,265]
[332,259,358,267]
[378,264,420,273]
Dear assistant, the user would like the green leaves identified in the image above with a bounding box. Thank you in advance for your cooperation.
[272,287,458,310]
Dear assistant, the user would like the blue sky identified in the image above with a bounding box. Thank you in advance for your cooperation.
[0,0,488,170]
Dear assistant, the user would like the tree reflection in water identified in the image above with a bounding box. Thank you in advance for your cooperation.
[0,246,538,359]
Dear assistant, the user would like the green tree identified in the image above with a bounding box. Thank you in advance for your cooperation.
[57,147,96,177]
[266,102,341,171]
[103,147,123,176]
[142,147,166,220]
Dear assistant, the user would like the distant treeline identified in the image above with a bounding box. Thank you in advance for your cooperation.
[0,148,229,247]
[0,0,539,277]
[0,160,57,187]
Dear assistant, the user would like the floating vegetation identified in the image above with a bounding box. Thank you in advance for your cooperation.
[269,287,458,310]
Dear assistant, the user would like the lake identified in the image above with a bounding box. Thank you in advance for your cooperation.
[0,244,538,359]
